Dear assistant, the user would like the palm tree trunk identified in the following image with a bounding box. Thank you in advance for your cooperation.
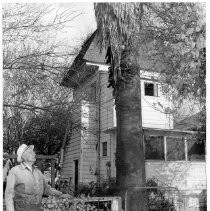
[115,67,147,211]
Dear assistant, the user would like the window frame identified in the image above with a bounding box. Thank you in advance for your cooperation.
[144,82,158,97]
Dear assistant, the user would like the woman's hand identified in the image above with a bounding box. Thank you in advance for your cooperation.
[59,193,73,199]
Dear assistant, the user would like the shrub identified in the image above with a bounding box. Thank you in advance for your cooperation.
[74,178,118,197]
[146,178,176,210]
[42,196,96,211]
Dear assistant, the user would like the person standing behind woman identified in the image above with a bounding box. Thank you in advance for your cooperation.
[3,158,12,197]
[5,144,70,211]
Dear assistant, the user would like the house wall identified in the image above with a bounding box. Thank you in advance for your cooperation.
[80,100,98,183]
[140,70,173,129]
[146,161,206,210]
[98,69,174,180]
[60,72,99,185]
[60,102,82,184]
[98,71,116,180]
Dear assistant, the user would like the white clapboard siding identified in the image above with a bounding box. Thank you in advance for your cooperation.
[60,71,99,183]
[80,99,98,183]
[60,126,81,181]
[141,73,173,129]
[60,94,82,181]
[60,86,85,181]
[98,72,117,180]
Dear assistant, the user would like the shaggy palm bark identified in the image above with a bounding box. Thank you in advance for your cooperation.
[114,64,147,211]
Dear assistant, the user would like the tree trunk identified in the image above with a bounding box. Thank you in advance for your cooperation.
[115,68,147,211]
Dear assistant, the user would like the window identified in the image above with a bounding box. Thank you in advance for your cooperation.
[145,135,164,160]
[188,140,205,161]
[167,137,185,161]
[145,82,158,96]
[102,142,107,157]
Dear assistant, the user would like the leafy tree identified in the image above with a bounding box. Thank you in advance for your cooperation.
[21,110,71,155]
[94,2,205,210]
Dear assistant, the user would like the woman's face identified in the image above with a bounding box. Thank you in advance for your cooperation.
[22,147,36,163]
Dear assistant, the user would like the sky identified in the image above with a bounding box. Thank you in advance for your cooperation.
[56,3,96,45]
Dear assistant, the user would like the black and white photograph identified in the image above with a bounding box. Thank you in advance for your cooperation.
[2,2,206,211]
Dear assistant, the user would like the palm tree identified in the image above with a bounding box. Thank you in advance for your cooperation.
[94,3,147,211]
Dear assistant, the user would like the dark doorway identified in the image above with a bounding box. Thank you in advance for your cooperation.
[74,159,79,191]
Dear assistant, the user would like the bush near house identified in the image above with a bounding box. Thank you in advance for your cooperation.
[75,178,117,197]
[73,178,176,210]
[146,178,176,211]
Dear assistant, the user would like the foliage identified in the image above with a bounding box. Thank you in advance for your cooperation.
[42,196,96,211]
[69,178,177,210]
[190,109,206,144]
[74,178,118,197]
[146,178,176,210]
[23,110,71,155]
[3,108,71,155]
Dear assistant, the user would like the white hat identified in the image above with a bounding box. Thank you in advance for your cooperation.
[17,144,34,162]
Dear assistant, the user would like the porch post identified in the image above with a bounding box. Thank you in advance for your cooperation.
[51,159,55,188]
[164,136,167,161]
[184,137,188,161]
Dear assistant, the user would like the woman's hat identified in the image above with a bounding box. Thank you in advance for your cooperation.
[17,144,34,162]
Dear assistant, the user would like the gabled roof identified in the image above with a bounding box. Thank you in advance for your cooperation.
[61,30,106,88]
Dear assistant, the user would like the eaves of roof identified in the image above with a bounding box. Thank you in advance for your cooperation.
[61,30,106,88]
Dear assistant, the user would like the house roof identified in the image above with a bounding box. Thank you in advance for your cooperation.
[83,34,107,64]
[174,111,204,130]
[61,30,106,88]
[61,30,167,88]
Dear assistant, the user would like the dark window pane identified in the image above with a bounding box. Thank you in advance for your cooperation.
[102,142,107,157]
[188,140,205,161]
[167,137,185,161]
[145,83,154,96]
[145,136,164,160]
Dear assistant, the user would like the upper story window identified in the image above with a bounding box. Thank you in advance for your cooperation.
[102,142,108,157]
[144,82,158,97]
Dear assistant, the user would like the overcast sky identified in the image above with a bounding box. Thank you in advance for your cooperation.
[56,3,96,45]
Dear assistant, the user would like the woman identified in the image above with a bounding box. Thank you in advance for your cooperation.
[5,144,70,211]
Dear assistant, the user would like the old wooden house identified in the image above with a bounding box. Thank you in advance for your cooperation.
[60,31,206,210]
